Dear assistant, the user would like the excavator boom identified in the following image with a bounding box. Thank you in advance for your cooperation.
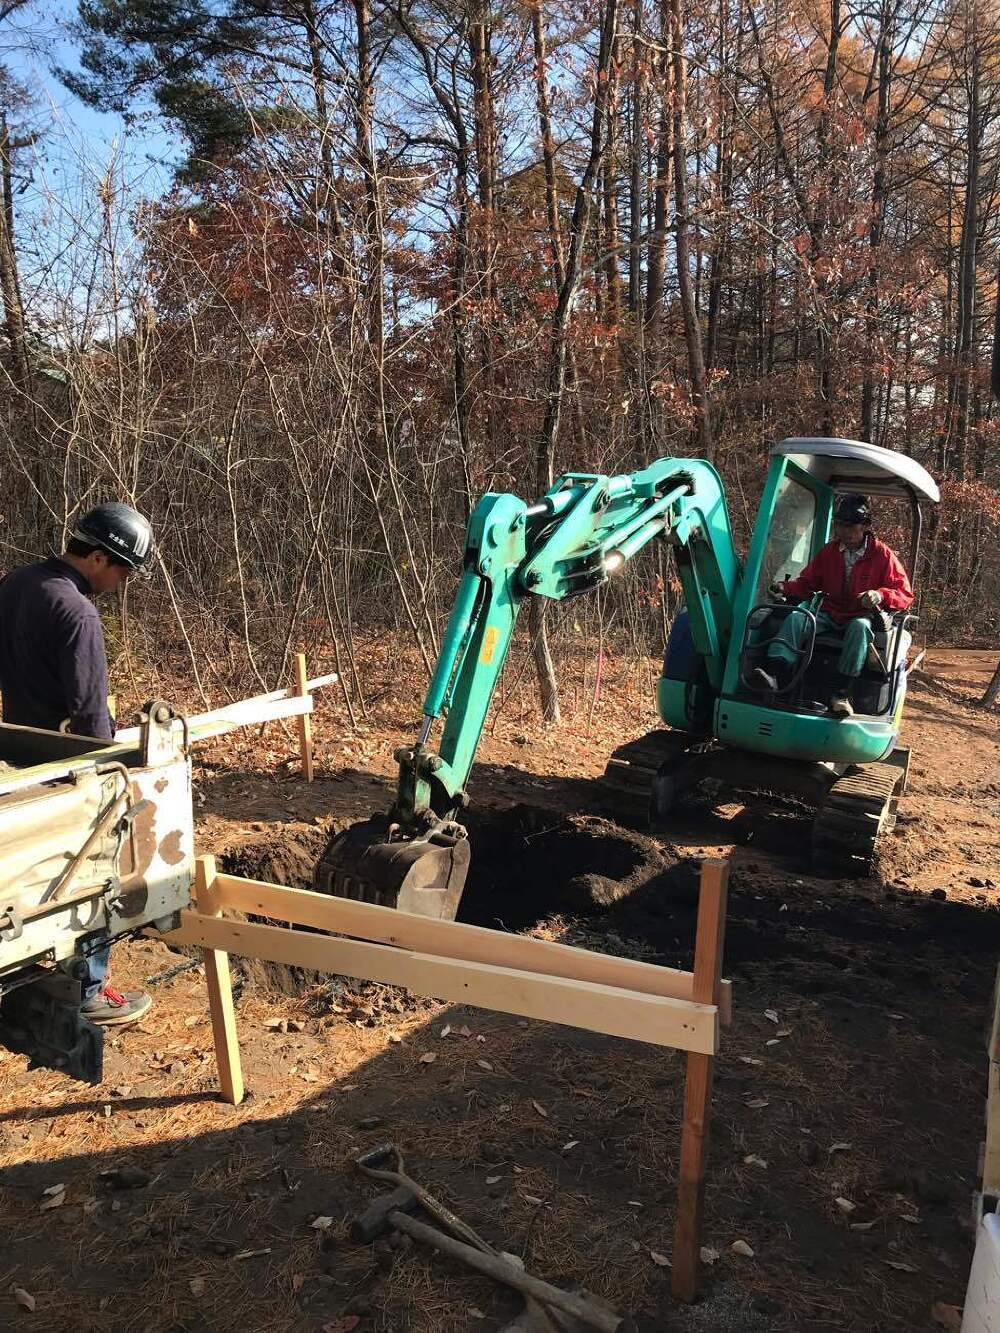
[314,458,739,918]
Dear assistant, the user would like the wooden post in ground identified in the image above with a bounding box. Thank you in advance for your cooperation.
[197,855,244,1106]
[294,653,314,782]
[671,858,729,1302]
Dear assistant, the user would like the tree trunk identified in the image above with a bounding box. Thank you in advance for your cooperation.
[0,109,39,530]
[954,44,980,478]
[0,113,31,395]
[529,0,585,451]
[470,9,496,219]
[394,2,475,511]
[530,1,565,289]
[628,0,643,317]
[981,659,1000,708]
[353,0,437,670]
[645,6,672,327]
[601,38,623,325]
[531,0,621,722]
[470,3,500,462]
[813,0,841,435]
[302,0,352,288]
[669,0,713,458]
[860,3,891,442]
[705,0,735,373]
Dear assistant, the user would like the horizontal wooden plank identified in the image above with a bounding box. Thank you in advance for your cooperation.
[210,871,732,1025]
[165,912,719,1055]
[115,695,311,747]
[185,694,315,741]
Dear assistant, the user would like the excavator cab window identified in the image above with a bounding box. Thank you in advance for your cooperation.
[755,473,818,601]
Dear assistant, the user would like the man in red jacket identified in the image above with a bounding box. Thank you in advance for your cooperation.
[751,493,913,717]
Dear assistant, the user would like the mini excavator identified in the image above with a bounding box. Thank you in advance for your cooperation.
[314,439,939,920]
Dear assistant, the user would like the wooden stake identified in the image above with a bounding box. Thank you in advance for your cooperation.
[672,858,729,1302]
[197,855,244,1106]
[294,653,314,782]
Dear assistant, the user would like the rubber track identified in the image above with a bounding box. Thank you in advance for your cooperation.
[600,730,693,811]
[811,761,902,875]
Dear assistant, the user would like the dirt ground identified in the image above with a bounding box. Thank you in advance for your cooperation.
[1,647,998,1332]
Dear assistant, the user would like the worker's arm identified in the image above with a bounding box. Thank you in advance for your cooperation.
[56,609,114,740]
[870,546,914,612]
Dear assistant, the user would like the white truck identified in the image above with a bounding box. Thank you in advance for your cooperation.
[0,674,332,1082]
[0,702,193,1081]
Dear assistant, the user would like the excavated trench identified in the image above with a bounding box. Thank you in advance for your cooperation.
[214,804,700,1003]
[213,797,1000,1024]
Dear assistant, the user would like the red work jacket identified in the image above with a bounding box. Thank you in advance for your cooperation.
[781,534,913,624]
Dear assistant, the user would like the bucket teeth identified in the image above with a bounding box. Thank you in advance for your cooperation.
[313,816,471,921]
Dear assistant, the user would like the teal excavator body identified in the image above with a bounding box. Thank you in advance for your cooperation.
[315,439,939,918]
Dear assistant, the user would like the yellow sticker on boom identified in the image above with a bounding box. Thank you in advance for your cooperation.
[480,626,500,665]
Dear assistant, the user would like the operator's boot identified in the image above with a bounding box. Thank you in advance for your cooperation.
[81,983,152,1027]
[750,660,790,694]
[828,673,856,719]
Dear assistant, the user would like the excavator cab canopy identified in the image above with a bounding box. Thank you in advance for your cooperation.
[772,438,939,578]
[772,438,940,503]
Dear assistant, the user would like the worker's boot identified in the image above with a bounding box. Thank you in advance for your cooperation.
[750,661,790,693]
[80,983,153,1027]
[828,674,856,719]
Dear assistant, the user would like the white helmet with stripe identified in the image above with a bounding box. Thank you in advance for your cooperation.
[72,502,154,573]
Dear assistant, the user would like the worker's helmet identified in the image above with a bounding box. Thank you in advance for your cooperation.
[834,493,871,525]
[71,502,154,574]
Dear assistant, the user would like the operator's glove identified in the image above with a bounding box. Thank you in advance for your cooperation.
[768,581,787,600]
[857,589,882,610]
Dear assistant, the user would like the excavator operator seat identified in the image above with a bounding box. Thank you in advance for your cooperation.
[807,611,914,716]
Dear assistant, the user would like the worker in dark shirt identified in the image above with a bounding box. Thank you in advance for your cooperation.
[0,502,156,1025]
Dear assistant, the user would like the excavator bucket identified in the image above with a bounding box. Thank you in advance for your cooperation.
[313,815,471,921]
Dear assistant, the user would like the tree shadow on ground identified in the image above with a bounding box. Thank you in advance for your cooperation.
[55,752,986,1331]
[1,862,992,1333]
[3,785,999,1331]
[902,690,999,742]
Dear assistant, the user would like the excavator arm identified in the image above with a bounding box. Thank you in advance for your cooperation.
[314,458,738,918]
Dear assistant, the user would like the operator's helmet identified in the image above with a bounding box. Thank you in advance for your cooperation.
[72,502,154,574]
[834,493,871,525]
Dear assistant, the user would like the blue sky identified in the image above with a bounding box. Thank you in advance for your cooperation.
[2,4,178,340]
[4,3,175,190]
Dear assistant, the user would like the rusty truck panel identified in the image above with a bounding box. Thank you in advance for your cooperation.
[0,675,331,1083]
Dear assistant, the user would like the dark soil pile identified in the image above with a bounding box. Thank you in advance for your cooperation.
[218,822,327,889]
